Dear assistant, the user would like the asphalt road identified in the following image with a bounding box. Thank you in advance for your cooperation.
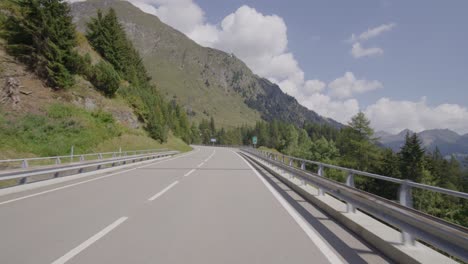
[0,146,389,264]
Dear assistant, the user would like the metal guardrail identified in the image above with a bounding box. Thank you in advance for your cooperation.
[251,149,468,200]
[243,148,468,262]
[0,150,179,188]
[0,148,168,170]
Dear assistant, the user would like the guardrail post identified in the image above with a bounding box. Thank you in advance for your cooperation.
[282,155,285,163]
[275,154,278,161]
[346,172,356,213]
[21,159,29,169]
[318,164,324,177]
[79,155,84,162]
[98,153,102,160]
[289,159,293,166]
[399,180,415,245]
[55,157,61,165]
[300,161,305,170]
[317,164,325,196]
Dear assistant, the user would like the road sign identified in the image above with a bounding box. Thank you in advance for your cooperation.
[252,136,257,145]
[210,138,217,143]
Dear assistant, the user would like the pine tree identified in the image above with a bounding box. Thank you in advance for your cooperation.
[399,133,425,181]
[5,0,78,88]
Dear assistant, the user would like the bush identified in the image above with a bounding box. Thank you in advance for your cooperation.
[90,61,120,97]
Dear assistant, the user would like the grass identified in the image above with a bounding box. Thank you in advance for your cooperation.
[93,133,192,153]
[0,103,191,160]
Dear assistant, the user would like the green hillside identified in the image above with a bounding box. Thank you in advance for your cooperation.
[71,0,342,129]
[0,0,191,159]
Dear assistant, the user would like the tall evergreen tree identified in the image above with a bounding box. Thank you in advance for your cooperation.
[399,133,425,181]
[4,0,78,88]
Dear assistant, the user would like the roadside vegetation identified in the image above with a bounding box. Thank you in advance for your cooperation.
[0,0,191,146]
[200,112,468,227]
[0,0,193,157]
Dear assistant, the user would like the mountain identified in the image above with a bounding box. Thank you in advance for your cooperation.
[377,129,468,156]
[70,0,342,129]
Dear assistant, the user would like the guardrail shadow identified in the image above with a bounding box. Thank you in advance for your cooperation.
[255,163,391,264]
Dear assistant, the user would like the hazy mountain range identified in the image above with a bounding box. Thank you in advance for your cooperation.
[70,0,341,129]
[376,129,468,157]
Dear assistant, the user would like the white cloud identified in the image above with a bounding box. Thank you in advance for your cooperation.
[365,97,468,134]
[328,72,383,99]
[351,42,383,58]
[304,80,326,95]
[349,23,396,43]
[348,23,395,59]
[299,93,360,124]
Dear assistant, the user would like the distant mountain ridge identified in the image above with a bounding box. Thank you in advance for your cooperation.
[70,0,342,129]
[377,128,468,156]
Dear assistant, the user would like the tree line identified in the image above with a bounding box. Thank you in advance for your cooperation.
[1,0,191,143]
[201,112,468,227]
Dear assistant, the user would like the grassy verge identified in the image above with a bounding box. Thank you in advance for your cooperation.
[0,103,191,161]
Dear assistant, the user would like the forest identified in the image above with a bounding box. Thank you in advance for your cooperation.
[193,113,468,227]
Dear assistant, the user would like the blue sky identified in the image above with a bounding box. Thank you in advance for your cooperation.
[196,0,468,107]
[113,0,468,134]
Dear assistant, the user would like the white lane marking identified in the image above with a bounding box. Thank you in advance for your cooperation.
[184,169,196,177]
[197,149,215,168]
[233,151,344,264]
[0,149,201,206]
[0,168,135,206]
[148,181,179,201]
[137,148,201,169]
[51,216,128,264]
[204,149,216,162]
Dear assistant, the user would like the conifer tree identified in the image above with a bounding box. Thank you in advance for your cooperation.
[4,0,78,88]
[399,133,425,181]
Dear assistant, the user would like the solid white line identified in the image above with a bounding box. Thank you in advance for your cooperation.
[0,148,201,206]
[233,151,344,264]
[184,169,196,177]
[0,168,136,206]
[148,181,179,201]
[51,216,128,264]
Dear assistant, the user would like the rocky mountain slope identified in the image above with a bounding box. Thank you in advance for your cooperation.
[377,128,468,156]
[0,36,189,159]
[70,0,341,129]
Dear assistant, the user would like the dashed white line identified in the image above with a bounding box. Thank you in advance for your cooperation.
[197,149,215,168]
[148,181,179,201]
[233,151,344,264]
[184,169,196,177]
[51,216,128,264]
[0,148,200,206]
[204,149,216,162]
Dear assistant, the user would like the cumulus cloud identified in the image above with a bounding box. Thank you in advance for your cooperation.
[328,72,383,99]
[365,98,468,134]
[351,42,383,58]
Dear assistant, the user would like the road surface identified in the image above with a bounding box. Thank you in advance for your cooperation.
[0,146,389,263]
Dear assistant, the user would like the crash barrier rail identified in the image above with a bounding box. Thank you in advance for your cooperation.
[242,148,468,262]
[0,150,179,188]
[0,148,168,170]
